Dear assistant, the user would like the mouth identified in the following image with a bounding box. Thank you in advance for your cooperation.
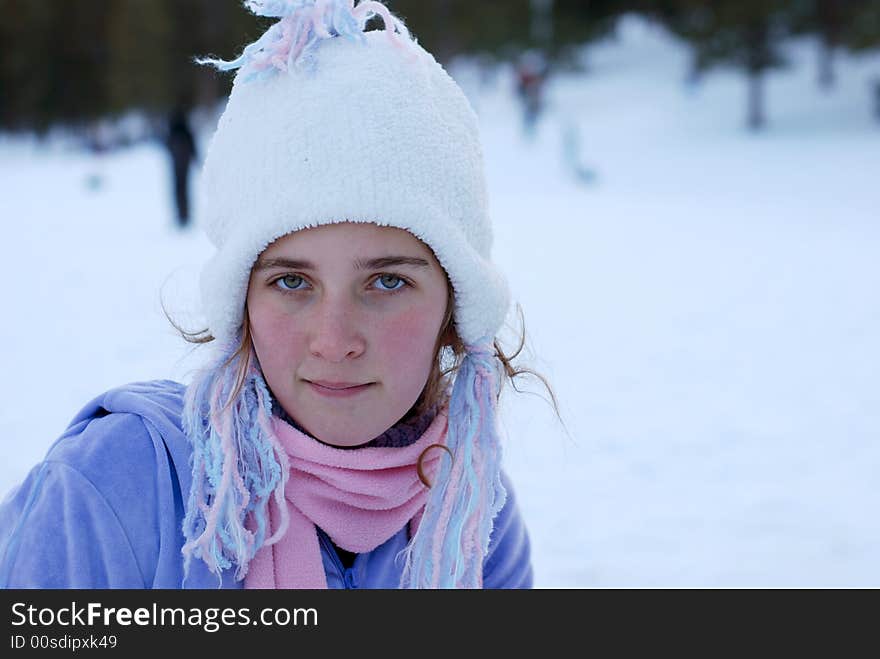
[308,380,372,390]
[305,380,375,398]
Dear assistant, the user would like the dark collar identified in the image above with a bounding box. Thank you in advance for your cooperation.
[271,398,439,449]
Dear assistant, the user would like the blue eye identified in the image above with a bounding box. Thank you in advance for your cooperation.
[374,274,407,292]
[275,275,307,291]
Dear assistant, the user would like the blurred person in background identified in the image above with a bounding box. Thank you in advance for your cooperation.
[515,49,550,137]
[166,108,198,228]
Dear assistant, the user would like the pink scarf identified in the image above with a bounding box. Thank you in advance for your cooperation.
[244,409,449,588]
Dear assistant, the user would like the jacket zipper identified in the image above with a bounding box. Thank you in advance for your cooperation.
[317,530,358,589]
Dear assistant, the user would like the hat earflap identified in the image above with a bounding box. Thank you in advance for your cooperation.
[398,340,508,588]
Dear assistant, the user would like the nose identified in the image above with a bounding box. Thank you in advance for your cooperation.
[307,295,366,363]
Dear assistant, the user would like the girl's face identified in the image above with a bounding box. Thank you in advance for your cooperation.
[246,222,450,448]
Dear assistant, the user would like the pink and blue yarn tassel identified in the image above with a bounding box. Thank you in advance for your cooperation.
[181,340,291,586]
[399,340,508,588]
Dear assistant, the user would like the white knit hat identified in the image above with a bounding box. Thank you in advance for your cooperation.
[197,0,509,347]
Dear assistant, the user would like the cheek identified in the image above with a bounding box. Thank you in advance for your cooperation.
[374,307,442,364]
[249,305,309,366]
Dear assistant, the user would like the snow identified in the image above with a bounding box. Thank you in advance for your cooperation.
[1,16,878,587]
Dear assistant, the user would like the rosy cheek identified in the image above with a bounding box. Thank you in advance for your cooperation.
[376,308,441,357]
[250,307,309,364]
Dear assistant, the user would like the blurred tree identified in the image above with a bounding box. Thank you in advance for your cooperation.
[531,0,555,47]
[815,0,847,88]
[0,0,265,225]
[0,1,49,131]
[838,0,880,120]
[788,0,873,90]
[0,0,634,136]
[106,0,175,118]
[389,0,626,146]
[0,0,263,137]
[552,0,624,68]
[387,0,624,69]
[842,0,880,51]
[0,0,113,134]
[164,0,269,112]
[14,0,875,139]
[643,0,792,130]
[387,0,532,64]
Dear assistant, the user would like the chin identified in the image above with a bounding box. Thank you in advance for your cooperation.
[309,420,389,448]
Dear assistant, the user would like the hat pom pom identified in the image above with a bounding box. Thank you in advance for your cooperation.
[198,0,415,81]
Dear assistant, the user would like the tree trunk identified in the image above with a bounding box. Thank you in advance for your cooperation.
[747,70,764,131]
[429,0,455,64]
[817,0,840,90]
[746,19,769,131]
[817,35,835,90]
[873,79,880,122]
[530,0,554,46]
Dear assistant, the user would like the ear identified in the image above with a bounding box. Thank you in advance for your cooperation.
[437,312,455,349]
[438,286,456,346]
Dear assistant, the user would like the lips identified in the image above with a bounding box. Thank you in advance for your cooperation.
[307,380,372,390]
[305,379,375,399]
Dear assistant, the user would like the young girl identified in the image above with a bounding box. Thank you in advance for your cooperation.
[0,0,549,589]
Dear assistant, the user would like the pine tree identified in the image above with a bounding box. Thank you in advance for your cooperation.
[644,0,792,130]
[788,0,874,91]
[0,0,263,137]
[0,0,113,134]
[839,0,880,120]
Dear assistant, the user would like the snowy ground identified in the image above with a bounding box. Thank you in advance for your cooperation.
[1,16,878,587]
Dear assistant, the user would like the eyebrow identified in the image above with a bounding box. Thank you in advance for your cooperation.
[253,255,432,272]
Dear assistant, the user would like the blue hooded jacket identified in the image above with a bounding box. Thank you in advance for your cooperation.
[0,380,533,589]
